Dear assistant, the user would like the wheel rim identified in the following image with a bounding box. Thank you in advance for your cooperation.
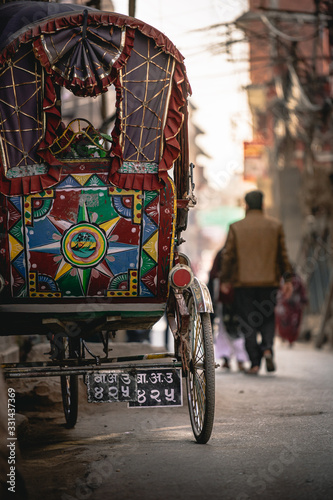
[61,376,72,418]
[187,300,207,436]
[61,339,71,417]
[59,337,79,427]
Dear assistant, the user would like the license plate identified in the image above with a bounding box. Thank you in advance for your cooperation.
[86,371,137,403]
[86,368,182,407]
[129,368,182,407]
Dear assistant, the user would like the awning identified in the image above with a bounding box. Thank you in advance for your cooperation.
[197,206,244,232]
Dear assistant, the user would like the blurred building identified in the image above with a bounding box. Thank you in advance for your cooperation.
[231,0,333,343]
[180,101,213,279]
[236,1,331,244]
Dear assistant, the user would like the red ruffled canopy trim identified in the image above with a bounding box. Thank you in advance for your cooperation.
[0,164,61,197]
[108,170,164,191]
[38,74,64,166]
[158,64,187,185]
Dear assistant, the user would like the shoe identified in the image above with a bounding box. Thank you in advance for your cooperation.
[237,361,245,372]
[222,358,230,369]
[244,366,259,375]
[263,351,275,372]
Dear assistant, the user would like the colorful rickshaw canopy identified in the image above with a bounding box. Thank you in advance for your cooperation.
[0,1,191,196]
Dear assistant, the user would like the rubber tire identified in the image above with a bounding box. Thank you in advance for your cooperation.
[61,374,78,429]
[186,299,215,444]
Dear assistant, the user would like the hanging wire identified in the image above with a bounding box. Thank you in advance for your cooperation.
[259,14,319,42]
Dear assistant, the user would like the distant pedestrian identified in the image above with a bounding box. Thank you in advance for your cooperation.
[219,190,293,375]
[208,249,249,372]
[276,271,308,346]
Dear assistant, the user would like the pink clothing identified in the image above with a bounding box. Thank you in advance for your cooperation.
[275,274,308,345]
[215,320,249,363]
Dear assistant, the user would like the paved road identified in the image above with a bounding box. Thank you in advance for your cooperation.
[11,340,333,499]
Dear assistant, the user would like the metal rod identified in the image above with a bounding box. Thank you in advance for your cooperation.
[1,352,176,370]
[3,361,183,379]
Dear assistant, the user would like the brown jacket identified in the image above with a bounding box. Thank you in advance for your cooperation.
[219,210,292,287]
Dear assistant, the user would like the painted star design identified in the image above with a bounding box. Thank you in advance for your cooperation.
[30,202,136,295]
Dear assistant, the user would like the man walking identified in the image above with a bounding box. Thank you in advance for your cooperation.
[219,190,293,374]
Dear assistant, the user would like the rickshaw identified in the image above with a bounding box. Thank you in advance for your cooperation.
[0,1,215,444]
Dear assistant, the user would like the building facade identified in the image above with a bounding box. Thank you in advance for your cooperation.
[235,1,333,329]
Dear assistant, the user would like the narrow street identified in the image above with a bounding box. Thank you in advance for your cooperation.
[12,338,333,500]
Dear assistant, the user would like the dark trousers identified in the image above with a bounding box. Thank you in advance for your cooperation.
[234,287,278,367]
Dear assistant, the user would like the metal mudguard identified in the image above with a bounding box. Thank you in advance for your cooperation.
[189,277,214,314]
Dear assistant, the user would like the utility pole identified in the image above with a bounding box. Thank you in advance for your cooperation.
[129,0,136,17]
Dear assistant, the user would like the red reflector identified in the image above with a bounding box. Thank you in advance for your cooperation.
[172,268,192,288]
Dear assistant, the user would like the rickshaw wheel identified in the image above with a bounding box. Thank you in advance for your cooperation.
[60,337,79,429]
[186,297,215,444]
